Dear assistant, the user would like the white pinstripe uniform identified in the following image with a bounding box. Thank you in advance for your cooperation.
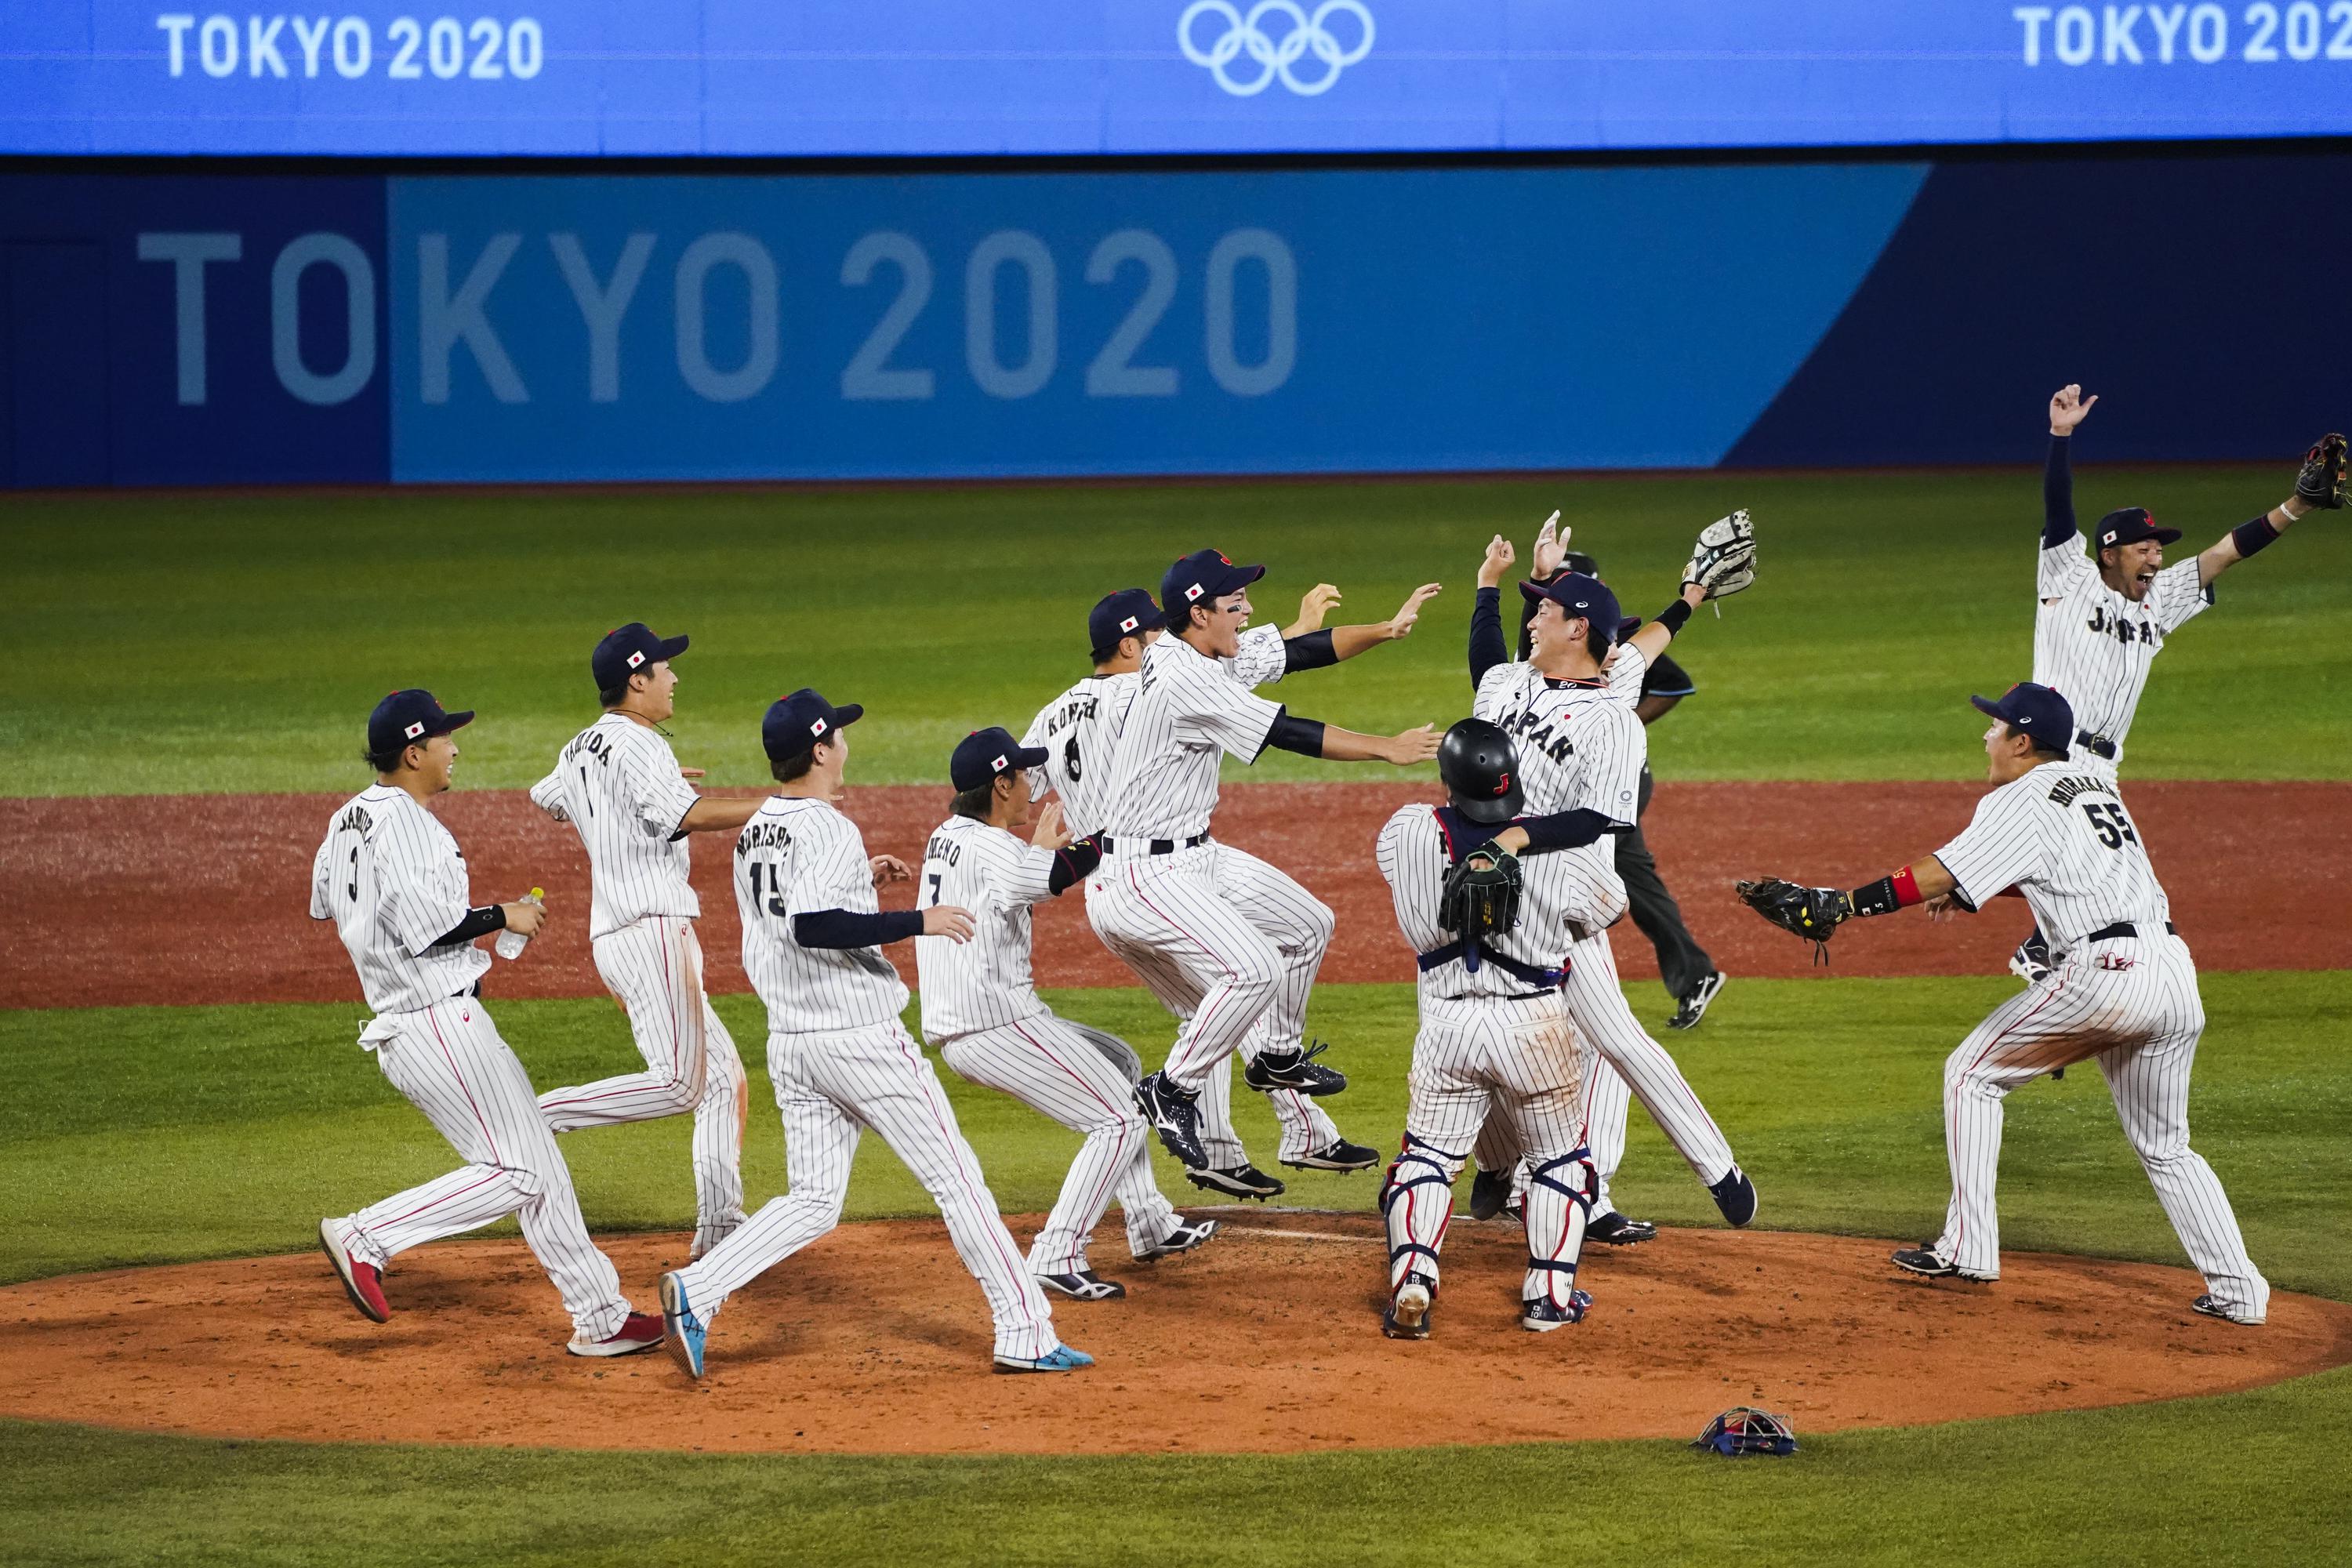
[1028,632,1343,1165]
[2034,539,2212,778]
[1375,804,1597,1312]
[528,713,749,1254]
[1468,645,1740,1213]
[668,797,1061,1361]
[310,784,632,1343]
[1925,763,2268,1318]
[915,813,1184,1274]
[1083,635,1341,1154]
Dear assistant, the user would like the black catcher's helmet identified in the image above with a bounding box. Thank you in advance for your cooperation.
[1438,718,1523,825]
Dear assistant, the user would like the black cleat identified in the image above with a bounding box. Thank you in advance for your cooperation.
[1666,971,1728,1031]
[1468,1165,1514,1221]
[1036,1270,1126,1301]
[1890,1243,1994,1280]
[1134,1072,1208,1169]
[1709,1165,1759,1228]
[1586,1211,1658,1246]
[1243,1040,1348,1097]
[1521,1290,1593,1332]
[1185,1164,1286,1201]
[1135,1217,1220,1261]
[1282,1137,1380,1174]
[2191,1293,2263,1325]
[1384,1274,1436,1340]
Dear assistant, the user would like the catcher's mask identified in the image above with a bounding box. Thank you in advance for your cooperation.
[1439,718,1523,825]
[1692,1406,1798,1457]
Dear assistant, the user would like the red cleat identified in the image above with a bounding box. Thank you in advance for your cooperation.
[318,1218,390,1323]
[569,1311,666,1358]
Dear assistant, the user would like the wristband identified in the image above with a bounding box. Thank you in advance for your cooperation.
[1654,597,1693,637]
[1847,866,1922,919]
[2230,515,2280,558]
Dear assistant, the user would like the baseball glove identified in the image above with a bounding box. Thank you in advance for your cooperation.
[1683,509,1758,599]
[1440,844,1524,938]
[2296,433,2347,510]
[1734,877,1849,964]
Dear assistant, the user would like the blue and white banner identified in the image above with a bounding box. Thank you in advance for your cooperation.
[6,2,2351,157]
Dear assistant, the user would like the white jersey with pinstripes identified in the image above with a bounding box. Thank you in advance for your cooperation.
[914,814,1061,1040]
[529,713,702,938]
[1470,662,1647,931]
[1023,674,1134,840]
[1933,762,2171,952]
[734,797,909,1034]
[309,784,490,1015]
[1376,804,1577,1003]
[2033,543,2212,768]
[1098,634,1283,842]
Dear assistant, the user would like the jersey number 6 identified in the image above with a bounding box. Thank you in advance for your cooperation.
[2082,801,2138,850]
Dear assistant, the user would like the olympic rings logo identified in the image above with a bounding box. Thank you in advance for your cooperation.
[1178,1,1375,97]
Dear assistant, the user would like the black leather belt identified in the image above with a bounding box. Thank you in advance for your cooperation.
[2082,920,2175,944]
[2076,729,2119,760]
[1444,989,1556,1003]
[1099,831,1210,855]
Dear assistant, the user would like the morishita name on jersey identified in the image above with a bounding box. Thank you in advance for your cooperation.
[735,820,794,856]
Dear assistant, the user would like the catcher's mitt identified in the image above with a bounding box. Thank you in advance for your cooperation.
[1734,877,1850,964]
[1440,844,1523,939]
[2296,433,2347,510]
[1683,509,1758,600]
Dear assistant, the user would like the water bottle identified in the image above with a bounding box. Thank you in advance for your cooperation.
[495,887,544,960]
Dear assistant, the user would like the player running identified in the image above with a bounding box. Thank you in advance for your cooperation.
[1735,682,2270,1323]
[915,727,1218,1301]
[1461,524,1760,1244]
[311,690,662,1357]
[528,623,758,1261]
[1374,719,1632,1338]
[2010,389,2343,981]
[1091,550,1443,1171]
[659,691,1088,1377]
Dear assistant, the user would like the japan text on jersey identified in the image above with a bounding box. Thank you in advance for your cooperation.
[2032,541,2212,763]
[1471,661,1647,930]
[732,797,909,1034]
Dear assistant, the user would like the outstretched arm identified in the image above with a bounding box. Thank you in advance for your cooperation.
[1469,534,1516,686]
[1281,583,1445,673]
[2194,434,2339,588]
[2043,384,2096,549]
[1261,710,1441,764]
[1622,584,1706,665]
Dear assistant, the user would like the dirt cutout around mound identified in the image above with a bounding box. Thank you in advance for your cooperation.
[5,1212,2347,1456]
[4,780,2346,1010]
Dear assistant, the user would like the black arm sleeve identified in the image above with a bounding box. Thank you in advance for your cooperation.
[1047,837,1103,895]
[430,905,507,948]
[1651,597,1693,641]
[1281,629,1338,673]
[1512,808,1620,854]
[2043,434,2076,549]
[1263,709,1327,758]
[1470,586,1510,688]
[793,908,926,949]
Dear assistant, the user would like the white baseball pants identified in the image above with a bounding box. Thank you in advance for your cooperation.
[940,1014,1181,1273]
[1382,994,1595,1308]
[1936,932,2268,1319]
[537,916,749,1254]
[674,1022,1060,1363]
[1087,842,1334,1097]
[336,996,630,1341]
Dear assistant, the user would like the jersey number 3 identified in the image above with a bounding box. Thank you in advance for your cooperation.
[2082,801,2138,850]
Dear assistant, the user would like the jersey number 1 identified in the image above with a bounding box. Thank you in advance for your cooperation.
[748,861,789,917]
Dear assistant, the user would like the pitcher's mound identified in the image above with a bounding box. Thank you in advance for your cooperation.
[5,1211,2346,1455]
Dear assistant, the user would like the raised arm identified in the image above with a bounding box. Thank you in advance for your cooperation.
[2044,384,2096,548]
[2194,433,2340,590]
[1468,534,1515,686]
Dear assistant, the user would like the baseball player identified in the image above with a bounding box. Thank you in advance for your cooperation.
[916,726,1219,1301]
[1734,682,2270,1323]
[311,690,663,1356]
[1024,584,1432,1196]
[2010,390,2343,981]
[1461,528,1760,1244]
[528,623,757,1261]
[659,690,1090,1377]
[1090,550,1443,1171]
[1375,719,1635,1338]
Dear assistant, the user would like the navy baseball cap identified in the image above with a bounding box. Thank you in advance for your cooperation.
[950,727,1050,793]
[1161,549,1265,619]
[1088,588,1167,653]
[2092,507,2182,550]
[368,689,473,756]
[1519,571,1642,640]
[1970,681,2076,746]
[762,688,863,762]
[591,622,690,690]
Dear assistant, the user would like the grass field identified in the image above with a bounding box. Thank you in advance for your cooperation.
[8,463,2350,797]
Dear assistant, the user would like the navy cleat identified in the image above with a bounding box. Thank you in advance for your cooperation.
[1282,1137,1381,1174]
[1585,1211,1657,1246]
[1185,1163,1285,1201]
[1521,1289,1594,1332]
[1036,1270,1126,1301]
[1135,1217,1220,1261]
[1709,1165,1759,1228]
[1384,1274,1436,1340]
[1134,1072,1209,1169]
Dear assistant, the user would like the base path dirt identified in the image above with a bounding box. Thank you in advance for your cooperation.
[2,1212,2345,1456]
[3,780,2346,1010]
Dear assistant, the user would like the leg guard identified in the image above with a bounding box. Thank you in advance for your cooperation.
[1379,1133,1462,1294]
[1522,1145,1598,1308]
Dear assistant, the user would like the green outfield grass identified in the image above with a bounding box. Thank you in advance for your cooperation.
[2,971,2348,1566]
[9,464,2349,797]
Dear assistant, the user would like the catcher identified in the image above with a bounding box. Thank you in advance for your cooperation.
[1371,718,1649,1339]
[1736,683,2270,1323]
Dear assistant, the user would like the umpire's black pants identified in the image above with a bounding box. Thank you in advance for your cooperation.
[1615,765,1715,1002]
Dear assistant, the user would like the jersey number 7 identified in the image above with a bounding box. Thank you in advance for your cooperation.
[2082,801,2138,850]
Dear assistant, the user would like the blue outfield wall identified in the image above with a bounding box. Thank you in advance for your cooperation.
[2,154,2347,487]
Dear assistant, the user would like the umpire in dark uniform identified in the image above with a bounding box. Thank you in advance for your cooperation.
[1519,552,1727,1029]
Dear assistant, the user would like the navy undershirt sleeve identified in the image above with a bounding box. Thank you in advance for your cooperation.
[1281,630,1338,673]
[793,908,925,949]
[1470,586,1510,687]
[2044,435,2077,549]
[1264,710,1327,758]
[1047,837,1102,895]
[430,905,506,947]
[1513,808,1619,854]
